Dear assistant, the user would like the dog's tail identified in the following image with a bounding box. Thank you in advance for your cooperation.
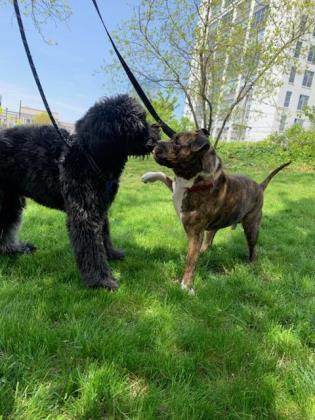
[259,161,291,190]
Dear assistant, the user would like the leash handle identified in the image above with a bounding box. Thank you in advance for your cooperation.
[91,0,176,138]
[13,0,71,148]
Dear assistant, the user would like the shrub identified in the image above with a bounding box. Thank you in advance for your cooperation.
[267,125,315,165]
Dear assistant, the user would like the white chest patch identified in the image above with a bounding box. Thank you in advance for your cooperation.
[172,174,200,218]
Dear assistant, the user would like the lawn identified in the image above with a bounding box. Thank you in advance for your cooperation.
[0,148,314,419]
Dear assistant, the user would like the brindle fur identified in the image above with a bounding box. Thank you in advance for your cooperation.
[143,130,290,292]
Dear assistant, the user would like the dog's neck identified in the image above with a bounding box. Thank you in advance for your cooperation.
[174,152,225,188]
[173,173,202,217]
[73,142,127,181]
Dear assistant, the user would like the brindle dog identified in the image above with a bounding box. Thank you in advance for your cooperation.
[142,129,290,293]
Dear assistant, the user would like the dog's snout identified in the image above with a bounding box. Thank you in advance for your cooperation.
[156,140,167,149]
[153,141,162,153]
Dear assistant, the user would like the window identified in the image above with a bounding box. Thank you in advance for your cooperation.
[302,70,314,88]
[294,118,304,126]
[294,41,302,58]
[284,91,292,107]
[254,53,261,67]
[307,46,315,64]
[257,29,265,42]
[297,94,309,110]
[254,7,267,26]
[289,66,296,83]
[279,115,287,132]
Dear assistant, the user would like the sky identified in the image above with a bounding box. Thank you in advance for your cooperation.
[0,0,142,123]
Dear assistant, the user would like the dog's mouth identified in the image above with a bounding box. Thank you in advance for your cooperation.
[145,139,157,152]
[128,139,158,158]
[153,149,173,167]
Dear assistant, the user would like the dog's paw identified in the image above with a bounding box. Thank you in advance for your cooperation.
[20,242,37,254]
[180,282,195,296]
[88,277,119,291]
[142,172,156,183]
[0,242,37,255]
[107,248,125,261]
[141,172,163,183]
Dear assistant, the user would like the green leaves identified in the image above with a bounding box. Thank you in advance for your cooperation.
[104,0,315,146]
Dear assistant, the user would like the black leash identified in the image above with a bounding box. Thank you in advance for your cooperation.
[90,0,176,138]
[13,0,106,180]
[13,0,71,148]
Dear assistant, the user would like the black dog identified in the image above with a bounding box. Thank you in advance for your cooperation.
[0,95,160,290]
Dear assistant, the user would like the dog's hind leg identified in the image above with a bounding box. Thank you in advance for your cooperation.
[103,214,125,261]
[200,229,217,253]
[0,191,36,255]
[242,209,262,262]
[142,172,174,192]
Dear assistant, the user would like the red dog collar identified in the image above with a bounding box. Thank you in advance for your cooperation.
[187,181,213,193]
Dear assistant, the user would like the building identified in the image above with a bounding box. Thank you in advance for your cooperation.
[186,0,315,141]
[241,25,315,141]
[0,102,75,133]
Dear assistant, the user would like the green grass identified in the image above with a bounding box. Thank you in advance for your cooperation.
[0,151,314,419]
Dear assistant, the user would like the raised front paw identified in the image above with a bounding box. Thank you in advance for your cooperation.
[107,248,125,261]
[141,172,159,183]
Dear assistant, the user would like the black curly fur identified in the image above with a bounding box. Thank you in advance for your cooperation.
[0,94,160,289]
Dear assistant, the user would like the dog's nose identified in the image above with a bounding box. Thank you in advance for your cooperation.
[146,138,155,147]
[153,141,167,155]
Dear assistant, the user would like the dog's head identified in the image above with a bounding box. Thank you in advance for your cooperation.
[153,129,220,179]
[75,95,160,158]
[113,96,161,156]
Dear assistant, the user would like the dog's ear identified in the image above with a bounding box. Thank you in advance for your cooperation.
[191,132,210,152]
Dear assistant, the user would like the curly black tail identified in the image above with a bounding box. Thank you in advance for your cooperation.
[260,161,291,190]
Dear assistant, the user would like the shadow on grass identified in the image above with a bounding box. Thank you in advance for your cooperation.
[0,196,314,418]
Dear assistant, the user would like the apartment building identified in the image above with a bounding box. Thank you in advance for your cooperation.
[245,32,315,141]
[187,0,315,141]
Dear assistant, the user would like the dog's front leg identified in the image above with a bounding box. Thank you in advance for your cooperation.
[103,214,125,260]
[181,230,203,294]
[142,172,174,192]
[66,205,119,290]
